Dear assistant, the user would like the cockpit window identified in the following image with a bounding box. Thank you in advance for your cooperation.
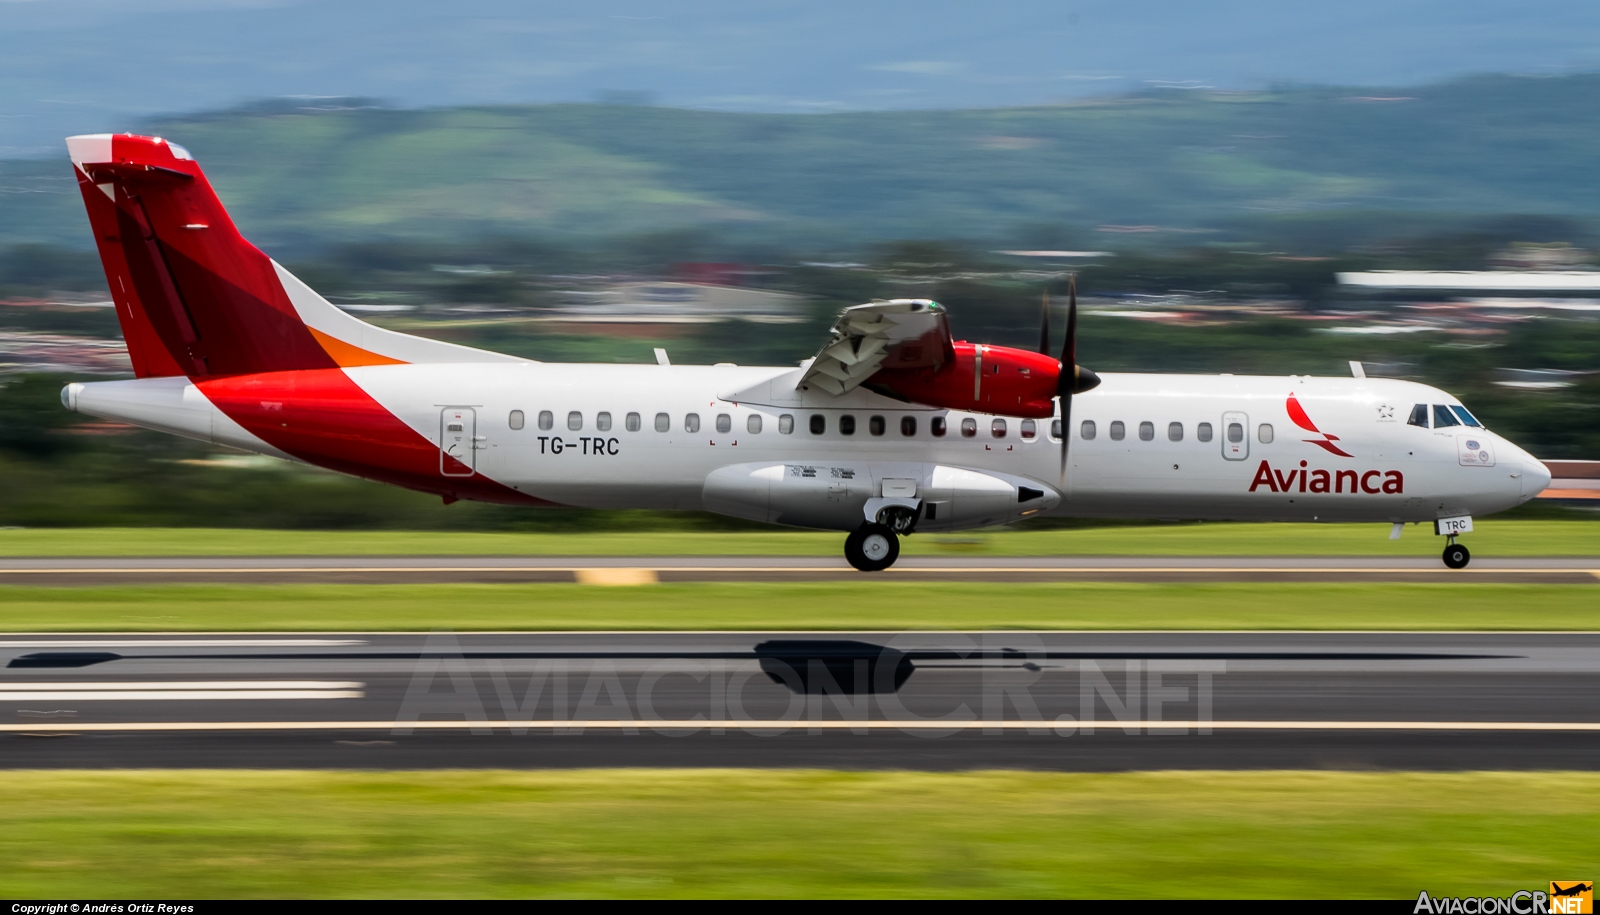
[1407,404,1429,428]
[1450,405,1483,428]
[1432,405,1461,428]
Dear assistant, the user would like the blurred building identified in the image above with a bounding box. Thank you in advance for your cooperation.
[545,275,808,333]
[1332,269,1600,337]
[1336,271,1600,296]
[1489,242,1595,271]
[0,330,131,375]
[1541,461,1600,501]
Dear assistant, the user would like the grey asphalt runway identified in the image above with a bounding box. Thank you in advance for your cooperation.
[0,555,1596,583]
[4,630,1600,769]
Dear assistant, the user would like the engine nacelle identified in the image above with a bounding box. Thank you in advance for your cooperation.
[867,342,1060,418]
[703,461,1060,532]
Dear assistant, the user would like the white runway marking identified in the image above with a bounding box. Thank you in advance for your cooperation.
[0,639,365,647]
[0,681,364,701]
[2,719,1598,733]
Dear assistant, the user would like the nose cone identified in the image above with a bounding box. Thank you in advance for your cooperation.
[1524,459,1552,499]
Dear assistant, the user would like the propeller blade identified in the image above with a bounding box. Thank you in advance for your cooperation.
[1059,275,1077,477]
[1059,373,1072,478]
[1059,275,1076,397]
[1057,275,1102,398]
[1038,290,1051,356]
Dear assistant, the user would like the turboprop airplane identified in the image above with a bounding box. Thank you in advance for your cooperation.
[58,133,1551,571]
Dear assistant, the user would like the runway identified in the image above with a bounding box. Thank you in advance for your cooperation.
[1,555,1596,584]
[5,630,1600,770]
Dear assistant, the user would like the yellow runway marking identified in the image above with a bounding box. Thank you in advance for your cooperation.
[574,567,659,585]
[4,719,1600,733]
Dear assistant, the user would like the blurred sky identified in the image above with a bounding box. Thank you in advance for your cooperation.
[2,0,1600,156]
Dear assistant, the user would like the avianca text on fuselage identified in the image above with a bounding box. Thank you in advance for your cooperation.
[1250,394,1403,494]
[1249,460,1404,495]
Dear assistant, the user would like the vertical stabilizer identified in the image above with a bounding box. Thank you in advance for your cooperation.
[67,133,523,378]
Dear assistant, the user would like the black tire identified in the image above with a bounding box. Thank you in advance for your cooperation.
[844,523,900,572]
[1442,543,1471,570]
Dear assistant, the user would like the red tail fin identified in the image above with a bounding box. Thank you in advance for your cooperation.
[68,133,520,378]
[69,133,343,377]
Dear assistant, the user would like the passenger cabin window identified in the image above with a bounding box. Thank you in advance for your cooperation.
[810,414,825,435]
[1168,422,1183,442]
[747,414,762,434]
[961,417,977,437]
[1197,422,1213,442]
[509,410,524,431]
[1050,419,1062,440]
[1408,404,1430,428]
[901,416,917,436]
[568,411,583,431]
[625,412,641,432]
[1139,421,1155,441]
[869,415,885,436]
[991,418,1007,438]
[1258,423,1274,443]
[1227,422,1244,443]
[1433,405,1461,428]
[931,416,947,437]
[685,413,701,433]
[1110,421,1126,441]
[1451,405,1483,428]
[839,415,856,435]
[654,412,670,433]
[779,414,794,434]
[1081,420,1096,440]
[715,413,731,434]
[538,410,554,431]
[596,412,612,432]
[1020,419,1036,440]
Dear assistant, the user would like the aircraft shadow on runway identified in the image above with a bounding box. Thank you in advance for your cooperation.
[6,643,1515,696]
[753,640,915,694]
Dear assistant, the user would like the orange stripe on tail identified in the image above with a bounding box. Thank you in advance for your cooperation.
[308,327,407,367]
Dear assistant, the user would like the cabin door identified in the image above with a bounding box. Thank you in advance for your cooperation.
[440,407,477,476]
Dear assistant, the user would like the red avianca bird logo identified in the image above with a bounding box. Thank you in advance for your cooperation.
[1286,394,1354,458]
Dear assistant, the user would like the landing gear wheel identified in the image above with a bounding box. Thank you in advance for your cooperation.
[1442,542,1471,570]
[845,523,900,572]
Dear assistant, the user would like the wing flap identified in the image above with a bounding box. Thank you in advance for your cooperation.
[797,299,951,396]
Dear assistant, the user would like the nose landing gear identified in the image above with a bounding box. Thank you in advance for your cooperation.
[845,523,900,572]
[1442,537,1471,570]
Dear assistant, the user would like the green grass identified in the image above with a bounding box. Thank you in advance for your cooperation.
[3,581,1596,631]
[1,769,1594,898]
[1,520,1596,557]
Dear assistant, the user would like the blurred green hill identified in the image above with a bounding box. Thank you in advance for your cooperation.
[5,73,1600,253]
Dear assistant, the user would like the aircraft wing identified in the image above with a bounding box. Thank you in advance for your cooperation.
[797,299,954,395]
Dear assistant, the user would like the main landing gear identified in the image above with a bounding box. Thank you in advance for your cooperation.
[844,523,900,572]
[1442,537,1471,570]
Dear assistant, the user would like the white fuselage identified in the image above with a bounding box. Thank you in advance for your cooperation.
[68,362,1550,532]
